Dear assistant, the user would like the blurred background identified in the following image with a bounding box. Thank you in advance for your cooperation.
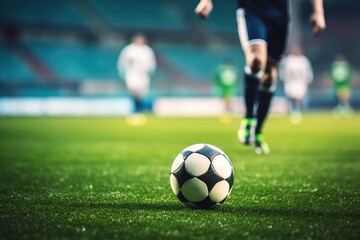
[0,0,359,115]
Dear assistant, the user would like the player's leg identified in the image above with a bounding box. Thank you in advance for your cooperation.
[126,93,141,126]
[236,9,267,144]
[222,91,232,113]
[132,95,140,113]
[338,88,353,116]
[254,61,276,154]
[127,88,147,126]
[256,61,277,135]
[238,44,267,144]
[289,98,303,124]
[219,94,233,124]
[253,16,289,154]
[244,44,267,118]
[339,89,349,106]
[290,98,296,114]
[296,98,302,113]
[129,87,143,114]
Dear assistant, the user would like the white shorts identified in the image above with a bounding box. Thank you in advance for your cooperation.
[284,82,308,100]
[125,72,150,97]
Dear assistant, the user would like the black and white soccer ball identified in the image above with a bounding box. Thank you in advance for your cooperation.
[170,143,234,209]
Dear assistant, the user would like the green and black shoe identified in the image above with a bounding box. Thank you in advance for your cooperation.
[238,118,256,145]
[254,134,270,154]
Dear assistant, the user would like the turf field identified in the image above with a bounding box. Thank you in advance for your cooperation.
[0,114,359,239]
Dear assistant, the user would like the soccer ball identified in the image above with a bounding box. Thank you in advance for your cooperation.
[170,143,234,209]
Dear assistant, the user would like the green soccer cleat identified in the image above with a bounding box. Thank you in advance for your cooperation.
[238,118,256,145]
[254,134,270,154]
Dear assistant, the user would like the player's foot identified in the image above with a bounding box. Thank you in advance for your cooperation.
[254,134,270,154]
[343,105,354,117]
[126,114,147,126]
[289,111,303,124]
[219,113,232,124]
[238,118,256,145]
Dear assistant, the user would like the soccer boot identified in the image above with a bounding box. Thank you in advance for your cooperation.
[289,111,303,125]
[254,134,270,154]
[238,118,256,145]
[126,114,147,126]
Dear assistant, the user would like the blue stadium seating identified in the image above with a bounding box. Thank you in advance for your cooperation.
[88,0,185,30]
[16,86,63,97]
[155,43,244,80]
[0,0,88,28]
[0,0,358,105]
[24,39,121,80]
[181,0,238,33]
[0,41,34,82]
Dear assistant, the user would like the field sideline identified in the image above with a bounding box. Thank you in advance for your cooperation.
[0,114,359,239]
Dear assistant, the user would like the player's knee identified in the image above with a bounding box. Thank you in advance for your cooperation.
[260,64,277,91]
[262,75,273,88]
[245,57,265,79]
[250,57,263,72]
[261,72,276,92]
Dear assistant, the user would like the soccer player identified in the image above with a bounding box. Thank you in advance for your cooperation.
[195,0,325,154]
[329,54,354,117]
[117,33,156,125]
[279,46,313,124]
[213,58,239,119]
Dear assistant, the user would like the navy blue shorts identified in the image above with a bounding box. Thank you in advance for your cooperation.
[236,8,289,62]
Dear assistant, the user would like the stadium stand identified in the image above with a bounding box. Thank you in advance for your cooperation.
[0,41,34,82]
[23,39,120,80]
[0,0,88,28]
[181,0,238,33]
[87,0,186,31]
[155,43,244,80]
[0,0,358,107]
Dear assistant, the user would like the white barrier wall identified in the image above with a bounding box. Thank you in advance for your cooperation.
[153,97,288,116]
[0,97,288,116]
[154,97,225,116]
[0,98,133,116]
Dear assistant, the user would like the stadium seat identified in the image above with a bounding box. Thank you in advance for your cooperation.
[155,43,244,80]
[24,39,120,80]
[0,0,88,28]
[88,0,185,30]
[0,41,35,82]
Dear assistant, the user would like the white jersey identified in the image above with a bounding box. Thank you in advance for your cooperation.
[117,43,156,96]
[279,55,313,100]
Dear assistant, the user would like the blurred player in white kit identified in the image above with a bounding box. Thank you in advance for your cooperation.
[117,33,156,125]
[279,46,313,124]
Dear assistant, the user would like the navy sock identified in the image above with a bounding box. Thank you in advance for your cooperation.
[244,74,260,119]
[134,97,143,113]
[255,89,274,134]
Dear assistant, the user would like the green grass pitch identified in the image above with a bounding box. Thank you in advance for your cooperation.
[0,114,359,239]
